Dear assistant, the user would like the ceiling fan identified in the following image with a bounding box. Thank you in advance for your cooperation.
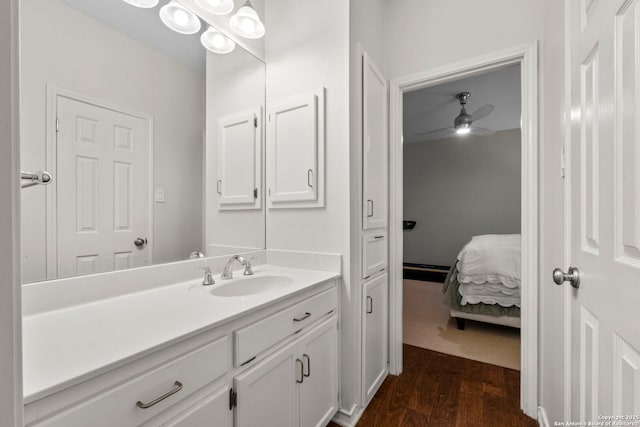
[412,92,495,140]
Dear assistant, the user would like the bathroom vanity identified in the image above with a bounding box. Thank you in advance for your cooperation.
[23,264,340,427]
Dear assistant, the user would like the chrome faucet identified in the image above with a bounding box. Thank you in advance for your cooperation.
[221,255,256,280]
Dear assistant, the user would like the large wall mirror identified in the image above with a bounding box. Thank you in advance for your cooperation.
[20,0,266,283]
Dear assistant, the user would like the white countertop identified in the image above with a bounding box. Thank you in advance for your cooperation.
[22,265,340,404]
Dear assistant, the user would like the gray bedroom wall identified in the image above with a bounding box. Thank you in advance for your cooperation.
[403,128,521,266]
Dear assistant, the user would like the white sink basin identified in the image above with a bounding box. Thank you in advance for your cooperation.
[209,275,294,297]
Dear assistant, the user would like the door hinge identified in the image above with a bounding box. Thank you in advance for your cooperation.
[254,117,258,128]
[254,188,258,199]
[560,145,566,179]
[56,117,59,132]
[229,388,237,410]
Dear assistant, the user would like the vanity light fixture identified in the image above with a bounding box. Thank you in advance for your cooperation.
[201,27,236,54]
[196,0,235,15]
[159,0,202,35]
[122,0,160,8]
[229,0,265,39]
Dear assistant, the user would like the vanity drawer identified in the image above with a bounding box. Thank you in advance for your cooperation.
[32,336,229,427]
[234,287,337,366]
[362,230,387,279]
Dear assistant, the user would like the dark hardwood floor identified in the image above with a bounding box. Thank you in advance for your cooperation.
[330,344,536,427]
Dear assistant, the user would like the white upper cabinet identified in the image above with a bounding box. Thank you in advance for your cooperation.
[216,107,262,210]
[267,88,325,208]
[362,53,388,229]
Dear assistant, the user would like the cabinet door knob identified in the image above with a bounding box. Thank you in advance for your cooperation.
[366,296,373,314]
[367,200,374,217]
[303,354,311,378]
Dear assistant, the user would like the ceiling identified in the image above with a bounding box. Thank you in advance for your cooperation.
[403,64,521,144]
[62,0,206,71]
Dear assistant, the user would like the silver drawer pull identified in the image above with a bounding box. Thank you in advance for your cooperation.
[136,381,183,409]
[303,354,311,378]
[293,312,311,322]
[374,236,384,239]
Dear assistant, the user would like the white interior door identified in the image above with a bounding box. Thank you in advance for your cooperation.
[56,95,150,278]
[567,0,640,420]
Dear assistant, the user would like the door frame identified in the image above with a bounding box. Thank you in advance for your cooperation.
[45,85,155,279]
[0,0,23,424]
[387,42,539,417]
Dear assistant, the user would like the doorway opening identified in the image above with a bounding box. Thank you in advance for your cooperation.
[388,43,539,417]
[402,64,523,371]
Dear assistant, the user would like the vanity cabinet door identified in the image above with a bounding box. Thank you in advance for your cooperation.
[299,316,339,427]
[158,385,232,427]
[362,52,388,230]
[362,273,388,406]
[234,341,298,427]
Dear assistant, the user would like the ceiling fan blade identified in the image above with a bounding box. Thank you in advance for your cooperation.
[410,127,455,140]
[470,104,495,122]
[469,127,495,136]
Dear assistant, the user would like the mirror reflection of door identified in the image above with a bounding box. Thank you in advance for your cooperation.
[55,94,151,279]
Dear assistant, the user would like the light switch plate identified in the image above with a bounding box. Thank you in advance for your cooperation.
[154,188,165,203]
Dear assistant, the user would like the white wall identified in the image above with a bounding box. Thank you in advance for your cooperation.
[20,0,205,282]
[205,48,266,254]
[403,129,522,266]
[0,0,23,424]
[264,0,353,413]
[538,0,568,422]
[385,0,544,78]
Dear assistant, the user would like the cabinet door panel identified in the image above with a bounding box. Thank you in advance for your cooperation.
[217,108,261,210]
[234,341,298,427]
[159,385,232,427]
[362,274,388,405]
[267,88,325,207]
[362,53,388,229]
[299,316,339,427]
[362,230,387,279]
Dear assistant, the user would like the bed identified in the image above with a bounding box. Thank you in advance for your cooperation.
[442,234,521,330]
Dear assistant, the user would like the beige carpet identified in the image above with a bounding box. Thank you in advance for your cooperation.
[403,279,521,370]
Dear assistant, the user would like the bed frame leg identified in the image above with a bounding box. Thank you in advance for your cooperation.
[456,318,466,330]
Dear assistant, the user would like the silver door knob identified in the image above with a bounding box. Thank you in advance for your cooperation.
[134,238,147,248]
[552,266,580,289]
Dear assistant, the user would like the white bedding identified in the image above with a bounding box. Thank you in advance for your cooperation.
[456,234,521,288]
[458,283,521,307]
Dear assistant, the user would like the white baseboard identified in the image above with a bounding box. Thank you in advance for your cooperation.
[538,406,550,427]
[332,405,363,427]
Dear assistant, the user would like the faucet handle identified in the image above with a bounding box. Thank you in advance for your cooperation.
[242,256,257,276]
[198,265,215,286]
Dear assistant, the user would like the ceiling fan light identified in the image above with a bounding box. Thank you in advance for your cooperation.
[122,0,160,8]
[160,0,202,35]
[455,127,471,135]
[229,1,265,39]
[201,27,236,53]
[196,0,234,15]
